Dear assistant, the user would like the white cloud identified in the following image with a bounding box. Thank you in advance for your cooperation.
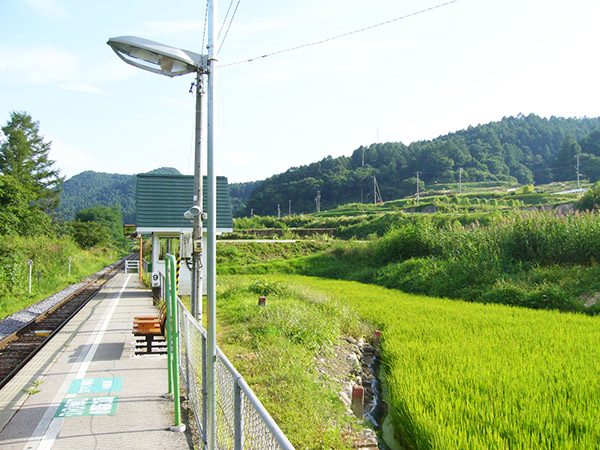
[24,0,66,19]
[0,45,137,87]
[49,139,98,179]
[0,47,78,84]
[59,82,103,94]
[142,20,204,34]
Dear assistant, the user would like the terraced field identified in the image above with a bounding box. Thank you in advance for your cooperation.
[218,274,600,449]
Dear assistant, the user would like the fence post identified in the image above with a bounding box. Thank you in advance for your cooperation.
[352,385,364,418]
[168,254,186,432]
[28,260,33,294]
[184,308,191,397]
[234,378,244,450]
[165,258,173,397]
[202,333,208,447]
[176,249,181,295]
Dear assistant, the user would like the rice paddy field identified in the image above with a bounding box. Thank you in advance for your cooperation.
[226,275,600,449]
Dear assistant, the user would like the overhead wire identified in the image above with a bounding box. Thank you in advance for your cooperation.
[218,0,242,55]
[201,0,210,52]
[217,0,236,42]
[220,0,459,68]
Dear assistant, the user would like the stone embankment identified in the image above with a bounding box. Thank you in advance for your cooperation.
[316,335,382,449]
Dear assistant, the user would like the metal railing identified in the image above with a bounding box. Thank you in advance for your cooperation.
[164,255,294,449]
[124,260,140,273]
[159,270,166,302]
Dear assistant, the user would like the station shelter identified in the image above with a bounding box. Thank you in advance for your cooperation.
[135,173,234,296]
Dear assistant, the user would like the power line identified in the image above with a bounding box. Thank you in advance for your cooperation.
[217,0,236,42]
[202,0,210,52]
[221,0,459,68]
[218,0,242,55]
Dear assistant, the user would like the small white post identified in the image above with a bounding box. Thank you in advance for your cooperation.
[28,260,33,294]
[68,256,72,276]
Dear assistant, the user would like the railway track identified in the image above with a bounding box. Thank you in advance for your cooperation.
[0,258,129,389]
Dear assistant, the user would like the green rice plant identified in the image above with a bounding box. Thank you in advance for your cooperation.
[263,275,600,450]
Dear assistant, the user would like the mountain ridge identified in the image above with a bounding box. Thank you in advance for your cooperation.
[56,114,600,220]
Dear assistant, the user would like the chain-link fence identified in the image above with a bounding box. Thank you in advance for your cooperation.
[177,300,294,450]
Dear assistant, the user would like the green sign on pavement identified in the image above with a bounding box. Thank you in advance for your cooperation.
[67,377,122,395]
[55,396,119,418]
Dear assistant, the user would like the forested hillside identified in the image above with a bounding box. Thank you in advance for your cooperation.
[56,167,181,223]
[228,180,262,215]
[242,114,600,215]
[56,114,600,219]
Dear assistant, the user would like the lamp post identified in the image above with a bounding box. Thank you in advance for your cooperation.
[107,35,207,322]
[107,14,218,447]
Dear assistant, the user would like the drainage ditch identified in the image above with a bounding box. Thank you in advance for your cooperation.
[340,336,404,450]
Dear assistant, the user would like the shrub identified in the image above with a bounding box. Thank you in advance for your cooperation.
[248,279,287,296]
[69,221,112,249]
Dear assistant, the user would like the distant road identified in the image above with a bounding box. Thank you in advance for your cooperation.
[218,240,299,243]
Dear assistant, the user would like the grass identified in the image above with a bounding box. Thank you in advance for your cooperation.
[224,212,600,314]
[217,274,600,449]
[216,276,370,449]
[0,235,121,319]
[217,240,334,268]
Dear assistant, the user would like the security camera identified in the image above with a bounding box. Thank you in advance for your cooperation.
[184,206,202,220]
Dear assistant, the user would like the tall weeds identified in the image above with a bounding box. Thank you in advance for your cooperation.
[261,211,600,313]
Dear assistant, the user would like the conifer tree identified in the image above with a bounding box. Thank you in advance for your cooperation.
[0,111,64,211]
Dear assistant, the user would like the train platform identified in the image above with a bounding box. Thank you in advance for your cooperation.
[0,273,193,450]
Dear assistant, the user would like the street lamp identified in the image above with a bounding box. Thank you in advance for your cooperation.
[107,6,218,446]
[107,35,208,324]
[107,36,206,77]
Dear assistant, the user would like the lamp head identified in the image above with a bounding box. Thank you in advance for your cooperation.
[184,206,202,220]
[107,36,207,77]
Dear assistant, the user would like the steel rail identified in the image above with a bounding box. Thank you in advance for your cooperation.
[0,257,131,389]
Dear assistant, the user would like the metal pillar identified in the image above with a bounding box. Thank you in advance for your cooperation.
[206,0,218,447]
[192,70,204,321]
[138,235,143,283]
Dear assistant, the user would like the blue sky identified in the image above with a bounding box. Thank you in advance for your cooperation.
[1,0,600,183]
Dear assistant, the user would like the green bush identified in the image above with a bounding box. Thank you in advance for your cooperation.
[248,279,287,296]
[0,235,117,318]
[69,221,112,249]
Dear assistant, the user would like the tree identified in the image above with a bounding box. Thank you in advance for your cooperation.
[576,182,600,212]
[0,175,50,236]
[552,136,581,181]
[69,221,112,249]
[0,111,64,210]
[75,206,124,242]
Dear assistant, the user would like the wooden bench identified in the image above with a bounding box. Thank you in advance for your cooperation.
[132,304,168,355]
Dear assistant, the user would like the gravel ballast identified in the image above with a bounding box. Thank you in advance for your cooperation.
[0,259,124,341]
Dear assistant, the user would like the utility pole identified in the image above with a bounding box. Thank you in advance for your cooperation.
[459,167,463,195]
[576,155,581,189]
[373,175,383,204]
[373,176,376,205]
[288,200,291,216]
[315,191,321,213]
[191,71,204,322]
[277,203,281,218]
[416,171,421,205]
